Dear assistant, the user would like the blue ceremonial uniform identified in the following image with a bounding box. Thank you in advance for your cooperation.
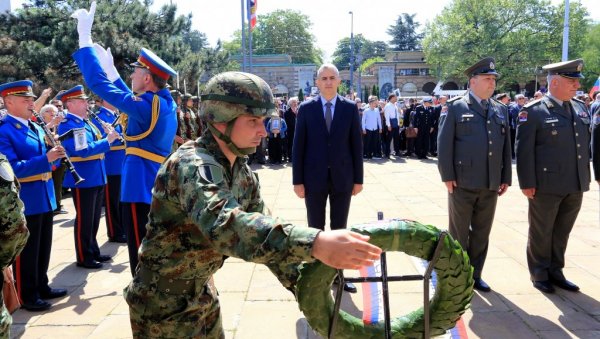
[0,115,56,215]
[73,46,177,274]
[91,107,125,175]
[90,106,126,242]
[73,47,177,204]
[58,113,109,188]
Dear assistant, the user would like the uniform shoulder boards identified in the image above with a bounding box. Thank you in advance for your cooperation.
[490,98,506,107]
[447,96,462,103]
[572,97,585,105]
[523,98,542,109]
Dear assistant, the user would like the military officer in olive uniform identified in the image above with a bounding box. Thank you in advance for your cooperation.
[123,72,382,338]
[0,154,29,337]
[413,97,435,159]
[437,57,512,292]
[516,59,590,294]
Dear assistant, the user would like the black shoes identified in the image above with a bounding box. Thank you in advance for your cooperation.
[76,260,103,269]
[343,282,357,293]
[95,254,112,262]
[533,280,555,293]
[550,278,580,292]
[53,208,68,215]
[22,299,52,311]
[473,278,491,292]
[40,288,67,299]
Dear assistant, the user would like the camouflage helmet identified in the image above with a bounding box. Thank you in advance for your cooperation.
[199,71,276,124]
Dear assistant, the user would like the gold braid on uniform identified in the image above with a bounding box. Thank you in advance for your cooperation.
[123,95,160,142]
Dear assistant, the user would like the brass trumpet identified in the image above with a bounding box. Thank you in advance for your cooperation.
[30,109,85,185]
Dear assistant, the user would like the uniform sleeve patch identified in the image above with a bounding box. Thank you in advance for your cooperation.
[197,164,224,185]
[518,111,528,122]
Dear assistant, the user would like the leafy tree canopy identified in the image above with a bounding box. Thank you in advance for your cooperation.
[387,13,424,51]
[422,0,590,90]
[331,34,388,71]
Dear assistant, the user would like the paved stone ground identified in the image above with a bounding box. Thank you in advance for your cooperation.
[8,157,600,338]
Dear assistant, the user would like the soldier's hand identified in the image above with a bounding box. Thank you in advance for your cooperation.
[498,183,509,196]
[71,1,96,48]
[175,135,185,144]
[47,146,66,162]
[444,180,457,193]
[388,126,392,132]
[41,88,53,98]
[414,128,418,134]
[312,230,382,270]
[293,184,305,199]
[352,184,363,196]
[521,188,536,199]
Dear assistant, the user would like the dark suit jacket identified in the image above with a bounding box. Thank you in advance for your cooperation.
[292,95,363,193]
[283,107,296,140]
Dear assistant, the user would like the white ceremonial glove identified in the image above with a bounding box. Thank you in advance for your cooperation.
[93,43,120,82]
[70,1,96,48]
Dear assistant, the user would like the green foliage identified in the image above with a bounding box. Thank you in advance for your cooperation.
[0,0,232,94]
[224,10,322,65]
[362,85,369,102]
[331,34,388,71]
[422,0,591,91]
[581,23,600,91]
[359,56,385,73]
[337,81,349,96]
[387,13,424,51]
[297,88,304,102]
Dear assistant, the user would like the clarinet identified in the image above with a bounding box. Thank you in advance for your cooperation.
[30,109,85,185]
[87,110,125,143]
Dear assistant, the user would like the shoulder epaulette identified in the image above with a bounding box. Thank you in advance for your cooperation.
[523,98,542,109]
[447,96,462,103]
[572,97,585,105]
[490,98,506,107]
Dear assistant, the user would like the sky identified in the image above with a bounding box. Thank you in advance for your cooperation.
[7,0,600,61]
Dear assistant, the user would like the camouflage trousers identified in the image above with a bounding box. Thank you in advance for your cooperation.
[124,276,223,338]
[0,305,10,339]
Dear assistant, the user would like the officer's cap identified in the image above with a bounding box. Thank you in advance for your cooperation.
[130,48,177,81]
[423,97,433,103]
[56,85,88,102]
[182,93,193,100]
[0,80,36,98]
[542,59,584,79]
[464,57,499,78]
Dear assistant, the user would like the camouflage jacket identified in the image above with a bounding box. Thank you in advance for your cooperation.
[138,131,320,289]
[0,153,28,270]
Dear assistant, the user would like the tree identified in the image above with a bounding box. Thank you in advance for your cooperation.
[387,13,424,51]
[331,34,388,71]
[0,0,231,94]
[297,88,304,102]
[223,10,322,65]
[360,57,385,73]
[581,25,600,91]
[422,0,590,90]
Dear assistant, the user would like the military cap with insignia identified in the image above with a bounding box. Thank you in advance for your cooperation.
[542,59,584,79]
[56,85,88,102]
[182,93,193,101]
[130,48,177,81]
[464,57,499,78]
[423,97,433,103]
[0,80,37,98]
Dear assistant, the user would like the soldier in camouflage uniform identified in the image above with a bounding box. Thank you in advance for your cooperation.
[124,71,382,338]
[0,153,29,338]
[182,93,198,140]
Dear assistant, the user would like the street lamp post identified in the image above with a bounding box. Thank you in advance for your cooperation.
[349,11,354,97]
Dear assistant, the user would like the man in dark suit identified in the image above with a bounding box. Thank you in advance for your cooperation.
[516,59,590,294]
[292,63,364,293]
[437,57,512,293]
[283,97,299,162]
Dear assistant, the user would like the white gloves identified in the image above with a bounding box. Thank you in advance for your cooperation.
[93,43,120,82]
[70,1,96,48]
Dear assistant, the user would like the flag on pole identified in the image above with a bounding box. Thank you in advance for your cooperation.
[247,0,257,31]
[590,75,600,99]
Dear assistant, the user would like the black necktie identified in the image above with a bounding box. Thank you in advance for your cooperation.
[325,102,332,132]
[563,101,574,121]
[480,99,489,114]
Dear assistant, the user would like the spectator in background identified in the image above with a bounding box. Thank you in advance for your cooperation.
[39,104,68,215]
[533,91,544,100]
[384,93,401,158]
[362,95,382,159]
[431,96,447,157]
[495,93,510,106]
[590,91,600,115]
[266,111,287,165]
[284,97,299,163]
[508,94,525,159]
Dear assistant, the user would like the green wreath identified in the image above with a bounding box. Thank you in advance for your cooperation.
[295,219,474,338]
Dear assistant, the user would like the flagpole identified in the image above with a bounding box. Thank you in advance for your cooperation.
[248,1,253,74]
[241,0,246,72]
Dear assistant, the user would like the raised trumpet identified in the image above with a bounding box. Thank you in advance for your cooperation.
[30,109,85,185]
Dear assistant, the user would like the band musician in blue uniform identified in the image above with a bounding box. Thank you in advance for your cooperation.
[71,2,178,275]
